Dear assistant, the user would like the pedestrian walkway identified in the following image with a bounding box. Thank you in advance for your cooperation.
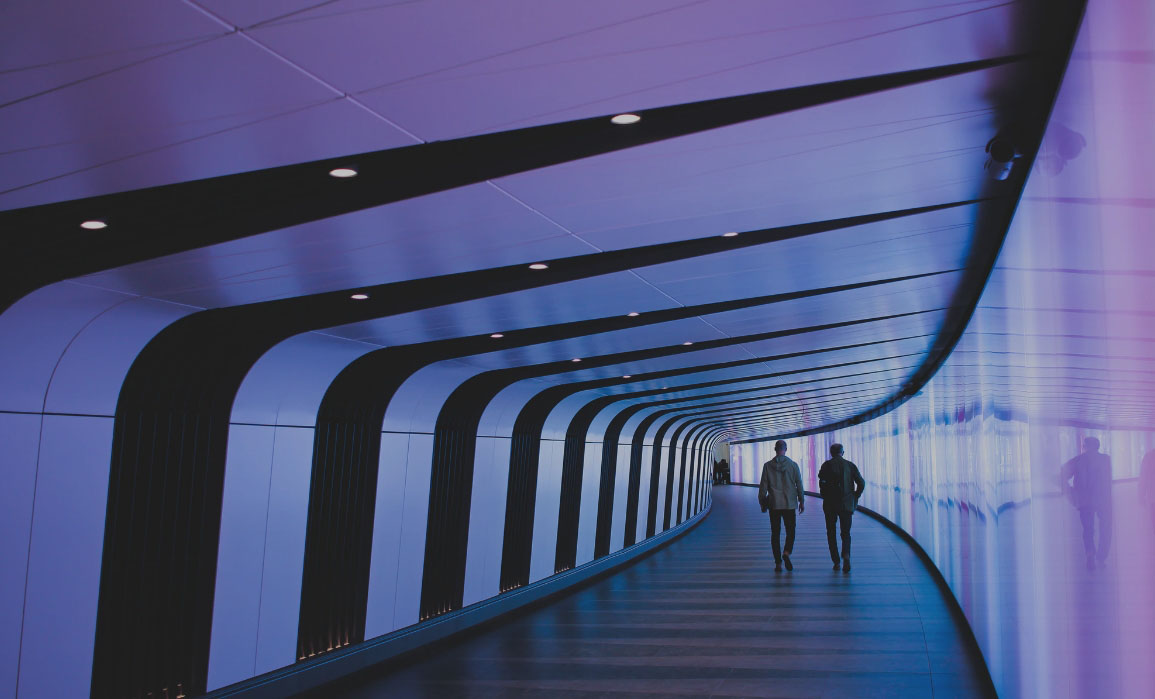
[318,486,993,698]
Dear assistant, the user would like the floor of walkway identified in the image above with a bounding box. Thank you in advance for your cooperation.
[316,486,993,698]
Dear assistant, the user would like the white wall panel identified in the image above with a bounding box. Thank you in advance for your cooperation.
[380,364,478,434]
[636,444,654,541]
[657,443,674,531]
[655,443,671,532]
[0,414,41,699]
[0,284,134,413]
[16,415,112,699]
[574,443,602,567]
[392,433,434,629]
[364,432,411,639]
[529,440,564,583]
[231,333,372,426]
[42,297,196,416]
[609,443,632,554]
[477,382,542,437]
[207,425,276,691]
[540,393,589,441]
[254,426,313,674]
[463,437,511,605]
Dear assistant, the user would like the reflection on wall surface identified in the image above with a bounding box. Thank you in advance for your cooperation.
[734,2,1155,696]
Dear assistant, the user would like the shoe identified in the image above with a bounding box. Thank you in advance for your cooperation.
[842,558,851,572]
[1085,556,1096,571]
[774,561,783,572]
[833,561,841,570]
[783,553,793,571]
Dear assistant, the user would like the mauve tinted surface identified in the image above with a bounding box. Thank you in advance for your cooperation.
[733,2,1155,695]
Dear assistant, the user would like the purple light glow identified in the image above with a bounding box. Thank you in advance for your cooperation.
[734,2,1155,694]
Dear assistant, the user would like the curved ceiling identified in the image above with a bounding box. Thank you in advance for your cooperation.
[1,0,1085,442]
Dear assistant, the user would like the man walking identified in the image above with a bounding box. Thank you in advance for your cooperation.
[818,443,865,572]
[759,440,804,571]
[1062,436,1113,569]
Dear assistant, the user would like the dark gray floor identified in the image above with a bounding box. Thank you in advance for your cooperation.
[317,486,993,698]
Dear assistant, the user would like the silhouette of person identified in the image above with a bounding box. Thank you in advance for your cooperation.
[818,443,866,572]
[758,440,804,571]
[1141,448,1155,535]
[1061,436,1113,569]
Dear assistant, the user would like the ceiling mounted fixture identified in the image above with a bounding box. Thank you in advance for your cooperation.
[328,167,358,178]
[627,312,640,317]
[683,341,694,346]
[571,358,582,362]
[722,232,739,237]
[622,375,632,379]
[528,263,549,270]
[350,293,369,300]
[80,220,107,230]
[489,333,504,338]
[610,113,641,125]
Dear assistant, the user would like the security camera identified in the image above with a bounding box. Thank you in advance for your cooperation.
[984,135,1021,181]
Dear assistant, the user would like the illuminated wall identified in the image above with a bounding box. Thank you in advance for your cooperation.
[734,2,1155,695]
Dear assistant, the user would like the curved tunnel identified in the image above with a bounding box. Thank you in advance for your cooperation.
[3,1,1153,697]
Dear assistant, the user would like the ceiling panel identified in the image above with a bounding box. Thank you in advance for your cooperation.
[246,0,1020,139]
[0,0,223,102]
[0,0,1062,441]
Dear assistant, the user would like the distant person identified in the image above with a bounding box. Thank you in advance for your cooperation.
[1141,448,1155,535]
[818,444,866,572]
[758,440,804,571]
[1061,437,1113,569]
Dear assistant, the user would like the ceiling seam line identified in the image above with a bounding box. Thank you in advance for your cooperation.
[181,0,427,145]
[482,182,598,250]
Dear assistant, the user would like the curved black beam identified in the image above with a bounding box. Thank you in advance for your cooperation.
[1,54,1022,312]
[607,364,916,549]
[421,309,934,616]
[294,269,938,619]
[91,199,957,697]
[497,334,932,590]
[730,0,1090,446]
[502,337,930,590]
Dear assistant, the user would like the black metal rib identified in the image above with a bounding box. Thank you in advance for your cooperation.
[2,54,1024,312]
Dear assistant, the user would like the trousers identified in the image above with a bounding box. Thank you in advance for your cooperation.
[769,509,796,562]
[1079,507,1112,560]
[824,507,853,562]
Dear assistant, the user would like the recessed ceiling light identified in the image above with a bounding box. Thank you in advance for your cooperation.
[610,113,641,125]
[490,333,504,338]
[350,293,369,300]
[627,312,640,317]
[622,375,632,379]
[329,167,358,178]
[683,341,693,346]
[571,358,582,362]
[528,263,549,270]
[722,231,739,237]
[80,220,107,230]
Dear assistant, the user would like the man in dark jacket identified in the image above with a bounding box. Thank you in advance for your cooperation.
[759,440,804,571]
[818,444,865,572]
[1062,437,1113,569]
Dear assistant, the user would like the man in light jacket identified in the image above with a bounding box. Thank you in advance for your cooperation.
[759,440,805,571]
[818,443,866,572]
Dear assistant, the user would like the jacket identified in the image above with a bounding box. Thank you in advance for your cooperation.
[818,457,865,512]
[759,456,803,511]
[1061,451,1112,511]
